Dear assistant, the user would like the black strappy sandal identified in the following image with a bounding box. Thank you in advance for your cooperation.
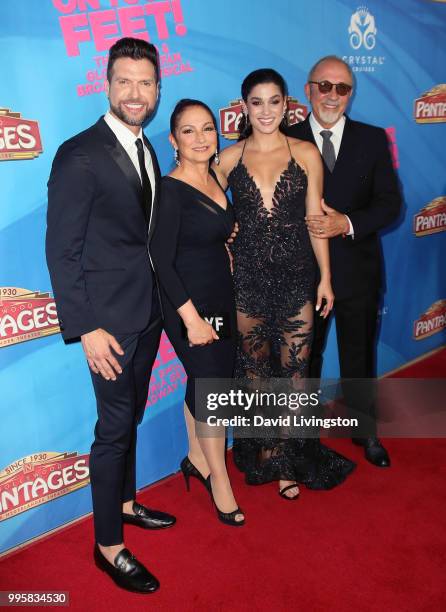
[278,483,300,501]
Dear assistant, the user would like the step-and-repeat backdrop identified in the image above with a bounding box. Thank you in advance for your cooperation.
[1,0,445,553]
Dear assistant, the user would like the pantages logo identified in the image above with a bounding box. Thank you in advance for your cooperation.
[0,288,60,348]
[413,300,446,340]
[413,196,446,237]
[344,6,385,72]
[414,85,446,124]
[219,97,308,140]
[0,452,90,522]
[0,108,43,161]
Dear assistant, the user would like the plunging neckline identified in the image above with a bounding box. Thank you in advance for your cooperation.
[165,174,228,212]
[233,157,307,217]
[228,136,308,217]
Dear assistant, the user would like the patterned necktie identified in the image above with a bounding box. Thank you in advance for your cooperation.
[320,130,336,172]
[135,138,152,227]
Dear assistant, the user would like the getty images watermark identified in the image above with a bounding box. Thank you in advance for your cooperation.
[205,389,358,430]
[194,378,446,438]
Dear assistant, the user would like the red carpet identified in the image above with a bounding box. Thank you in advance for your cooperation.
[386,347,446,378]
[1,349,445,611]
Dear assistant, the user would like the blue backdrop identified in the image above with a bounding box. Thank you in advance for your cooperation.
[1,0,445,554]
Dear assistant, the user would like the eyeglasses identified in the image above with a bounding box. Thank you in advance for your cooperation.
[308,80,352,96]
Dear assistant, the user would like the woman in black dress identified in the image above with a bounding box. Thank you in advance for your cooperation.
[151,99,244,526]
[213,69,355,499]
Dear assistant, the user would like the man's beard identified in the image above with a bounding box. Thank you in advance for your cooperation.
[110,101,152,127]
[318,106,342,126]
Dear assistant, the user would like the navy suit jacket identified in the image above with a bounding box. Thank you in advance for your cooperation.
[286,115,401,300]
[46,117,161,340]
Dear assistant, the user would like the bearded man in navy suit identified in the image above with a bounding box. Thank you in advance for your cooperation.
[287,56,401,467]
[46,38,175,594]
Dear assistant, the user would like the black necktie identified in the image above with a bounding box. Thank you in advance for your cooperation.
[135,138,152,228]
[320,130,336,172]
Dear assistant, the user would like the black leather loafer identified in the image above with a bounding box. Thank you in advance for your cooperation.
[122,501,176,530]
[94,545,159,593]
[352,437,391,467]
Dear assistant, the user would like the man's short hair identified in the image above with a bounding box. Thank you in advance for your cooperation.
[107,37,160,83]
[308,55,354,84]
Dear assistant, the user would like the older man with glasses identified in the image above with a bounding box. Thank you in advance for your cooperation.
[287,55,401,467]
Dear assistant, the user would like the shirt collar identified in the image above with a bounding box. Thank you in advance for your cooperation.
[309,112,346,139]
[104,110,143,151]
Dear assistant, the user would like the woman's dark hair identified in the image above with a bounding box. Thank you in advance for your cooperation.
[170,99,218,135]
[107,37,160,83]
[238,68,289,141]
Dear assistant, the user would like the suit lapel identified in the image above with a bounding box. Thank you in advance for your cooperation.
[98,118,142,204]
[144,135,161,241]
[332,116,359,174]
[303,114,360,175]
[302,115,334,174]
[299,116,317,146]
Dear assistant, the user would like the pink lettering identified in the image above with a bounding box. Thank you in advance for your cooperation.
[144,1,171,39]
[385,127,399,169]
[60,13,91,56]
[118,6,149,41]
[153,333,177,368]
[90,9,120,52]
[79,0,101,9]
[171,0,187,36]
[53,0,100,12]
[52,0,77,14]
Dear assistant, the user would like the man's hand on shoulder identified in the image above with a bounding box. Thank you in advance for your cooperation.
[81,328,124,381]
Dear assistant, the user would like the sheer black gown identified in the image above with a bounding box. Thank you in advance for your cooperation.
[227,139,355,489]
[151,171,236,418]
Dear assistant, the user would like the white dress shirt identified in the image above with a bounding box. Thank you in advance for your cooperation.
[308,112,354,237]
[104,110,155,207]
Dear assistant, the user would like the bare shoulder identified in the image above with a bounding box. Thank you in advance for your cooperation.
[288,136,318,158]
[288,137,321,172]
[219,141,244,175]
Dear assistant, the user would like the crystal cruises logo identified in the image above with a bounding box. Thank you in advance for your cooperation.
[348,6,377,50]
[219,97,308,140]
[343,6,385,72]
[414,85,446,124]
[0,287,60,348]
[0,452,90,521]
[0,108,43,161]
[413,197,446,237]
[413,300,446,340]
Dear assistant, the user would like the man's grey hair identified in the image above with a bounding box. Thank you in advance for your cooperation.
[307,55,354,84]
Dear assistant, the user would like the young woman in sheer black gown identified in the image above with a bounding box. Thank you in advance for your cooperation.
[151,100,244,525]
[213,69,355,499]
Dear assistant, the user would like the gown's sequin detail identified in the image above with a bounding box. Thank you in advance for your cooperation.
[228,140,356,488]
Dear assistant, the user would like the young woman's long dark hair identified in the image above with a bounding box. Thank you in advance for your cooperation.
[238,68,289,141]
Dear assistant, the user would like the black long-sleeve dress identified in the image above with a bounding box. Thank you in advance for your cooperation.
[151,172,236,418]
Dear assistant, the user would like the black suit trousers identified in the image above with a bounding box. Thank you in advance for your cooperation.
[309,292,379,437]
[89,299,162,546]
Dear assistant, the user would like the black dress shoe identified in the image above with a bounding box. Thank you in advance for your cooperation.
[352,437,391,467]
[94,544,159,593]
[122,501,176,530]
